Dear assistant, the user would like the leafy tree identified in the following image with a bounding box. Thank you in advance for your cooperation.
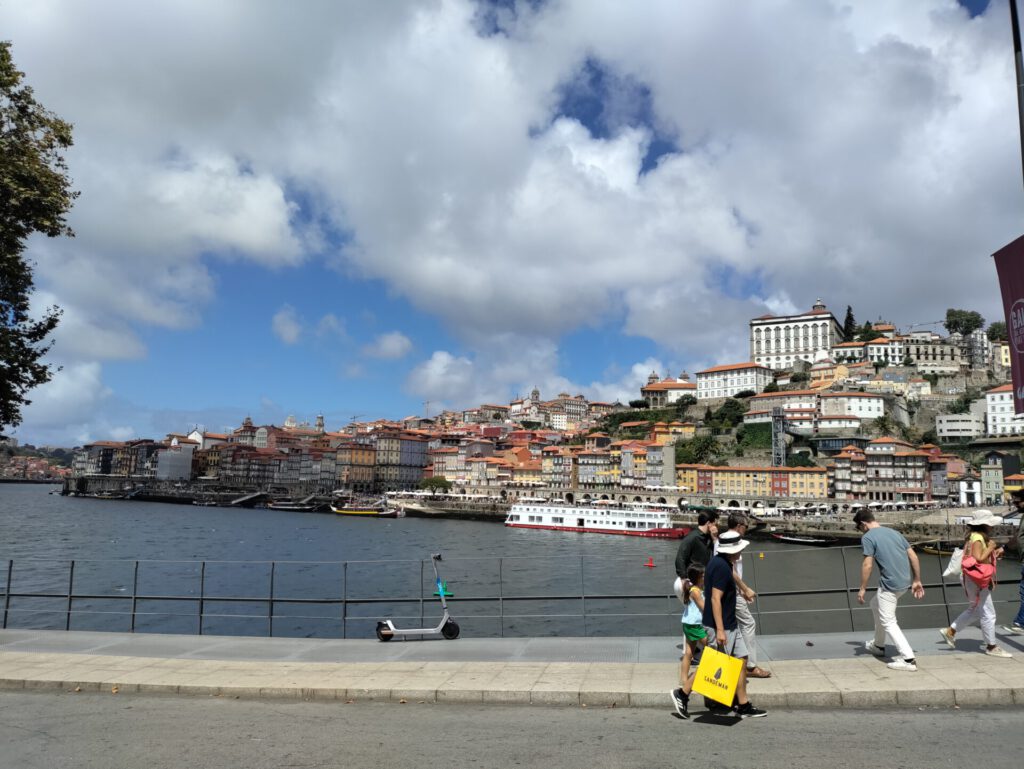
[988,321,1007,342]
[628,399,649,409]
[762,380,780,393]
[675,435,724,465]
[842,305,856,341]
[855,323,880,342]
[871,415,894,436]
[785,454,816,468]
[673,394,697,418]
[733,389,756,399]
[708,398,747,429]
[420,476,452,493]
[790,372,809,383]
[0,42,77,434]
[943,308,985,336]
[519,420,541,430]
[901,356,914,367]
[920,429,939,445]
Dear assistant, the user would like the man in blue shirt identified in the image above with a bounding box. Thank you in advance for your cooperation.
[854,509,924,671]
[671,530,767,719]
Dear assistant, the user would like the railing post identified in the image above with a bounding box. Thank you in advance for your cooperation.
[198,561,206,635]
[580,555,587,637]
[342,561,348,639]
[130,560,139,633]
[840,547,855,632]
[498,558,504,638]
[420,559,425,627]
[268,561,276,638]
[65,560,76,631]
[3,560,12,629]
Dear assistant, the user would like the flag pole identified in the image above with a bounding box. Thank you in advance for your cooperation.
[1010,0,1024,190]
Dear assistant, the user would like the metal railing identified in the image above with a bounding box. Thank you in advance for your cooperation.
[0,545,1018,639]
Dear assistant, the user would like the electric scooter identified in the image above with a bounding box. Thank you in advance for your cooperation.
[375,553,460,641]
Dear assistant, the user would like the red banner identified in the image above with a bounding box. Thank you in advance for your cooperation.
[994,234,1024,414]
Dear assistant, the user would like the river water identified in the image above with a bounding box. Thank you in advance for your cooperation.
[0,484,1016,639]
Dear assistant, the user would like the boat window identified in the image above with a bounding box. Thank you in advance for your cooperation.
[552,517,563,524]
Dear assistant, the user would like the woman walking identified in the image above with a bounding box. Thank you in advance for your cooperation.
[939,510,1013,658]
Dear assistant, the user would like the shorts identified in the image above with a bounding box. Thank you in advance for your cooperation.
[706,627,749,659]
[682,623,707,642]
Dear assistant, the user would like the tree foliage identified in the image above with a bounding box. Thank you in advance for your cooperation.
[628,399,649,409]
[987,321,1007,342]
[762,380,780,393]
[943,308,985,337]
[675,435,725,465]
[790,372,809,383]
[0,42,77,433]
[420,476,452,493]
[842,305,856,341]
[786,453,816,468]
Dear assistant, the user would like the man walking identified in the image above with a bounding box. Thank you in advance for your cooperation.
[671,530,767,718]
[720,512,771,679]
[854,509,925,671]
[675,510,718,579]
[1003,490,1024,635]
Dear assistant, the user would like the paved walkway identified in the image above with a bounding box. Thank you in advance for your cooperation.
[1,627,1023,709]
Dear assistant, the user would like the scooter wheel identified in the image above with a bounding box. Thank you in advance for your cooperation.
[376,621,393,642]
[441,620,460,640]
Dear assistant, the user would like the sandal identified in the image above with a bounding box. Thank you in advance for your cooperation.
[746,666,772,678]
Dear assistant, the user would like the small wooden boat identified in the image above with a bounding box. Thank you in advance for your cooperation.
[919,540,961,556]
[330,496,399,517]
[771,532,839,547]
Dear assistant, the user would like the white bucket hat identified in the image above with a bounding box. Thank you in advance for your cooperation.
[717,530,749,554]
[969,509,1003,527]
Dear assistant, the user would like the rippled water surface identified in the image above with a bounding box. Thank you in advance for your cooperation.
[0,484,1014,638]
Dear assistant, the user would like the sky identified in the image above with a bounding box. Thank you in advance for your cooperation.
[2,0,1022,447]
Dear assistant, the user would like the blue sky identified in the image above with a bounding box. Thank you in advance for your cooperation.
[2,0,1022,446]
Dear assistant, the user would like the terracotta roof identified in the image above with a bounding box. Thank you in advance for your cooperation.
[697,362,770,375]
[819,392,882,399]
[642,381,696,391]
[750,389,819,399]
[988,384,1014,393]
[1004,473,1024,481]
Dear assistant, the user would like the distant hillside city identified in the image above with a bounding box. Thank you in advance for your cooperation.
[10,299,1024,507]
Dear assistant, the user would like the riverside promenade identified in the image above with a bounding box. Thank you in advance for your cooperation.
[2,626,1023,709]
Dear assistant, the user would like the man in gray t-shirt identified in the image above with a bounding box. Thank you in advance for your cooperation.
[854,509,924,672]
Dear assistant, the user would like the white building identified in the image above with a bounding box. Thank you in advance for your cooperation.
[936,413,984,442]
[749,299,843,370]
[696,362,773,401]
[864,337,904,365]
[819,392,886,420]
[985,383,1024,436]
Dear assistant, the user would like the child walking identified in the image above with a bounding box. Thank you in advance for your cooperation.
[670,563,706,718]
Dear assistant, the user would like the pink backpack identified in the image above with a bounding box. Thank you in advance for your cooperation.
[961,553,996,588]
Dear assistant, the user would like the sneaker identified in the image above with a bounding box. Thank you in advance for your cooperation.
[864,640,886,657]
[1002,623,1024,635]
[735,702,768,719]
[985,646,1013,658]
[887,658,917,672]
[939,628,956,649]
[670,688,689,719]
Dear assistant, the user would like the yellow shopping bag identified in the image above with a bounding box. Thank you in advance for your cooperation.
[691,645,743,706]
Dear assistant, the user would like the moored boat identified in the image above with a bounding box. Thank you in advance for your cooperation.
[770,532,839,547]
[267,499,324,512]
[505,500,686,538]
[330,496,399,517]
[919,540,961,556]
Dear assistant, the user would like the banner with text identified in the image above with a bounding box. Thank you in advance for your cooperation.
[994,234,1024,414]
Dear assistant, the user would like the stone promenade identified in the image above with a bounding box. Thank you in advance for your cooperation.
[1,627,1023,709]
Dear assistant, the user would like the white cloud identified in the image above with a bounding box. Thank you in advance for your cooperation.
[363,331,413,359]
[3,1,1022,440]
[271,305,303,345]
[316,313,347,339]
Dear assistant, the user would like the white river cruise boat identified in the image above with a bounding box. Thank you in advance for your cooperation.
[505,500,686,539]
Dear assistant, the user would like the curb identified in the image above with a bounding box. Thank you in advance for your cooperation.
[2,676,1023,709]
